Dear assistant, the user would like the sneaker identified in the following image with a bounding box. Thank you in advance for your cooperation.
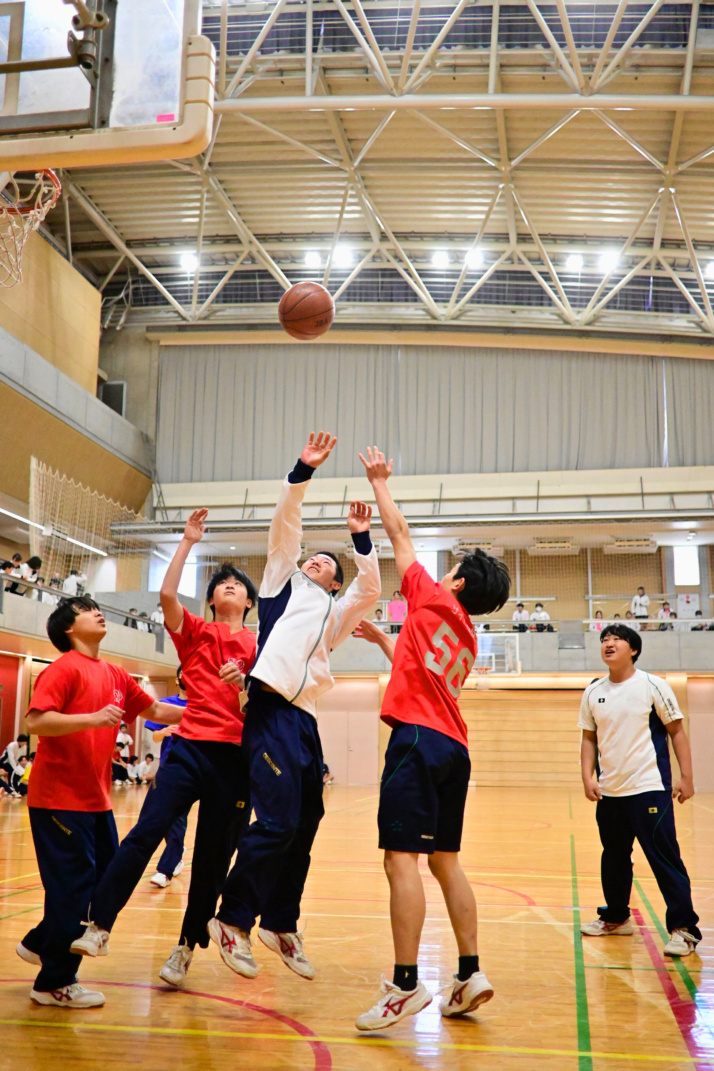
[30,983,105,1008]
[70,923,110,958]
[150,872,171,888]
[355,978,432,1032]
[159,943,193,987]
[580,918,633,937]
[16,941,41,966]
[207,917,259,978]
[258,928,315,980]
[664,928,700,957]
[439,971,494,1017]
[173,859,184,877]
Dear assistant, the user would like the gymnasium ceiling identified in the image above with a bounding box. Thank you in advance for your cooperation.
[41,0,714,341]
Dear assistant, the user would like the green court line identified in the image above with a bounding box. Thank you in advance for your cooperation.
[0,906,40,923]
[634,878,699,1001]
[570,834,593,1071]
[568,790,573,820]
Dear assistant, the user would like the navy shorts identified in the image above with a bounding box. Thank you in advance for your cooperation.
[378,722,471,854]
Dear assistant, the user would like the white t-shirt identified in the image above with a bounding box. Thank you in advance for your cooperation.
[631,594,650,617]
[150,609,164,625]
[62,573,86,596]
[532,609,550,621]
[116,731,133,758]
[512,608,529,621]
[137,759,159,781]
[578,669,682,796]
[658,607,671,620]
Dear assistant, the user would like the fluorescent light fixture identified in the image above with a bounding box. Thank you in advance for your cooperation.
[0,506,43,531]
[674,545,700,586]
[431,250,450,269]
[705,261,714,280]
[566,253,584,273]
[152,549,172,563]
[230,545,236,550]
[598,250,619,273]
[465,248,483,269]
[63,535,107,557]
[333,245,354,269]
[180,252,198,272]
[304,250,321,269]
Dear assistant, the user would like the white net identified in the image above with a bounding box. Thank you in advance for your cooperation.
[0,170,61,287]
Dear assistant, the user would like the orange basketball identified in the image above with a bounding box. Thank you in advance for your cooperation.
[278,281,335,340]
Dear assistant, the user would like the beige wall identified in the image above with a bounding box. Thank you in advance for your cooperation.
[0,232,100,393]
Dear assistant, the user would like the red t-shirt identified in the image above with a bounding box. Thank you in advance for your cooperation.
[167,609,256,744]
[380,562,476,748]
[27,650,154,812]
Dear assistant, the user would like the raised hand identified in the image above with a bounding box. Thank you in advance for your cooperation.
[358,446,393,483]
[301,431,337,469]
[347,500,372,533]
[183,508,208,544]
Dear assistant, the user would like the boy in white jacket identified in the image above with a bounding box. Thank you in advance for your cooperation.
[209,431,381,981]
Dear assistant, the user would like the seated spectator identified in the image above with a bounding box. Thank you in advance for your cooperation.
[631,585,650,628]
[612,613,621,621]
[10,755,30,795]
[150,603,164,628]
[125,755,140,783]
[512,602,529,632]
[12,555,42,595]
[372,607,385,627]
[62,568,87,596]
[691,610,707,631]
[137,753,159,784]
[0,732,29,791]
[658,601,672,630]
[322,763,334,785]
[625,610,640,632]
[124,608,139,628]
[531,602,554,633]
[387,590,407,634]
[16,752,34,796]
[589,610,605,632]
[670,612,688,632]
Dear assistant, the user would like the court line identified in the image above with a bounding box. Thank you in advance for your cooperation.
[570,834,593,1071]
[632,908,712,1071]
[0,1012,710,1064]
[0,871,38,884]
[634,878,701,1003]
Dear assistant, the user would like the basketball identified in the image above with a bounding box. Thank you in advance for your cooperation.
[278,281,335,340]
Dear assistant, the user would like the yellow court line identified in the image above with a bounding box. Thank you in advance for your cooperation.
[0,872,38,885]
[0,1017,705,1064]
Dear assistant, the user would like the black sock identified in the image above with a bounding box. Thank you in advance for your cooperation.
[458,955,479,981]
[393,964,418,991]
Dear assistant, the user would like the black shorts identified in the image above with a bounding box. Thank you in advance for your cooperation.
[378,722,471,854]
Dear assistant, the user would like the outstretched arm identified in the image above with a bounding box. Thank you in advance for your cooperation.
[358,446,416,579]
[160,509,207,633]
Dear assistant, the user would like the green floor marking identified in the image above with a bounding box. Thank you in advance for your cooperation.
[0,905,39,923]
[634,877,698,1001]
[569,791,573,820]
[570,834,593,1071]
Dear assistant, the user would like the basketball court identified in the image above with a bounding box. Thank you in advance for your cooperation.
[0,1,714,1068]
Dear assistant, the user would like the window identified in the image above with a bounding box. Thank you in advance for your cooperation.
[673,546,700,587]
[416,550,438,579]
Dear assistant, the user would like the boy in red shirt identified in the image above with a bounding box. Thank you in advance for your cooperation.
[355,447,510,1032]
[18,596,182,1009]
[72,510,257,991]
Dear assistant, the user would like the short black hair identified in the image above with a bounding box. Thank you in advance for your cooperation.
[600,623,642,663]
[11,553,21,562]
[27,556,42,570]
[129,754,138,763]
[176,665,184,689]
[17,733,29,744]
[46,595,101,653]
[206,564,257,621]
[516,601,524,608]
[145,753,154,761]
[454,550,511,616]
[312,551,344,593]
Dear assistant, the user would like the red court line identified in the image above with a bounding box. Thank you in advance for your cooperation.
[631,908,712,1071]
[471,882,536,906]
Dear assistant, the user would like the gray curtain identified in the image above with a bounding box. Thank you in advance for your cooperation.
[156,343,675,482]
[664,357,714,467]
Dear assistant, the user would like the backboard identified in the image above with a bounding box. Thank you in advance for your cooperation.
[0,0,214,169]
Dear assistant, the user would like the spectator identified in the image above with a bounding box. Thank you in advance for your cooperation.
[531,602,554,633]
[612,613,621,621]
[12,556,42,596]
[589,610,605,632]
[45,577,62,606]
[62,569,87,596]
[625,610,640,632]
[112,747,129,785]
[124,608,139,629]
[658,602,672,631]
[15,752,35,796]
[387,590,407,634]
[631,586,650,630]
[137,612,150,633]
[691,610,706,631]
[2,560,16,591]
[125,755,140,784]
[137,753,158,784]
[116,722,133,760]
[0,732,29,790]
[512,602,529,632]
[150,603,164,628]
[670,612,689,633]
[322,763,334,785]
[30,576,46,601]
[372,608,385,627]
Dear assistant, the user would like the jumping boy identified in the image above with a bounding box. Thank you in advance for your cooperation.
[579,623,701,957]
[209,431,381,981]
[354,446,510,1031]
[17,596,182,1008]
[72,512,258,991]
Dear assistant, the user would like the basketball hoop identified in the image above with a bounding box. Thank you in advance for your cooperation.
[0,170,61,287]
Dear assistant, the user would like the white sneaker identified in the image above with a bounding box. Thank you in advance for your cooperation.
[70,923,110,958]
[173,859,184,877]
[258,928,315,980]
[16,941,41,966]
[30,983,105,1008]
[356,978,432,1032]
[580,918,633,937]
[439,972,494,1017]
[159,943,193,987]
[150,872,171,888]
[664,928,700,957]
[207,917,259,978]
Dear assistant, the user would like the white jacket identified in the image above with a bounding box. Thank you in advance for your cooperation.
[250,463,381,716]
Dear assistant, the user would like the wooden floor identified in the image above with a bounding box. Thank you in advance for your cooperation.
[1,784,713,1071]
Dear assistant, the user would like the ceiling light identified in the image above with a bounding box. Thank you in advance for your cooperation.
[63,535,107,557]
[0,506,43,531]
[465,248,483,269]
[304,250,321,269]
[152,549,172,563]
[431,250,450,269]
[705,261,714,280]
[333,245,354,269]
[180,252,198,273]
[230,545,236,550]
[566,253,583,273]
[598,250,619,273]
